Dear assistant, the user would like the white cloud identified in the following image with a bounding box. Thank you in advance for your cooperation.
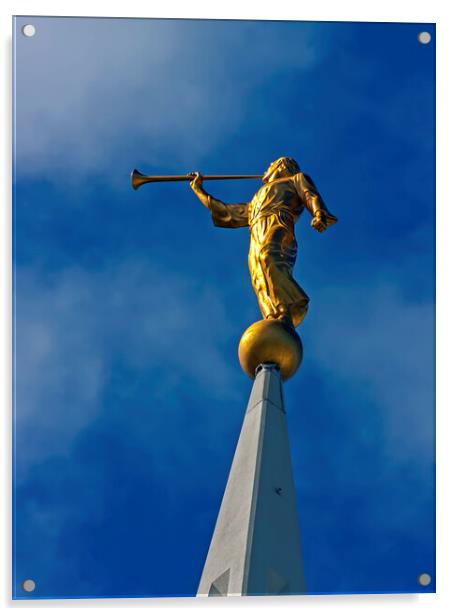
[14,17,323,183]
[14,259,245,479]
[305,281,434,462]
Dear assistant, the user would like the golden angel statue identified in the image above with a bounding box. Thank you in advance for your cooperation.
[190,156,337,329]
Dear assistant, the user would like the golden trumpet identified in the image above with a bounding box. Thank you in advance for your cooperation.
[131,169,262,190]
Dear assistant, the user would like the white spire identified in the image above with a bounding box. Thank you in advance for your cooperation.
[197,364,305,597]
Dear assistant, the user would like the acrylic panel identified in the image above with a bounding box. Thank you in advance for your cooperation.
[13,16,435,599]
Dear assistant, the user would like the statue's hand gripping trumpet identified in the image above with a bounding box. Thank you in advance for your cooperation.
[189,157,337,379]
[131,157,337,379]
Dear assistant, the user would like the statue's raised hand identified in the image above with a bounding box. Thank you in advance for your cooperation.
[189,171,204,193]
[311,210,328,233]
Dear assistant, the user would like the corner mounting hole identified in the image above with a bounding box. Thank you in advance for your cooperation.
[418,32,431,44]
[22,579,36,592]
[21,24,36,37]
[418,572,431,586]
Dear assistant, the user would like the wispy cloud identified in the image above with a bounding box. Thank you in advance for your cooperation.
[15,259,246,479]
[307,281,434,460]
[15,17,324,184]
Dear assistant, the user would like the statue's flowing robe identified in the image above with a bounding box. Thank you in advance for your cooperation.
[209,172,337,327]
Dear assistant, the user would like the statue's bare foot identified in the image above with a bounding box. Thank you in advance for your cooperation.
[274,306,293,328]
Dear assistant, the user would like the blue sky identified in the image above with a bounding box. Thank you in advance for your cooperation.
[13,17,435,598]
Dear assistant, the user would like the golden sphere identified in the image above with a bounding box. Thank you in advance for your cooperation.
[238,319,303,381]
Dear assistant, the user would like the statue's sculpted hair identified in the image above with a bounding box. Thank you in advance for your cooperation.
[271,156,301,176]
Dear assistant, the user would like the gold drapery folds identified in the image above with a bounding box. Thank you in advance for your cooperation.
[191,157,337,328]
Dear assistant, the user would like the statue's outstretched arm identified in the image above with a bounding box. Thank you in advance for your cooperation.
[190,171,249,229]
[293,172,337,233]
